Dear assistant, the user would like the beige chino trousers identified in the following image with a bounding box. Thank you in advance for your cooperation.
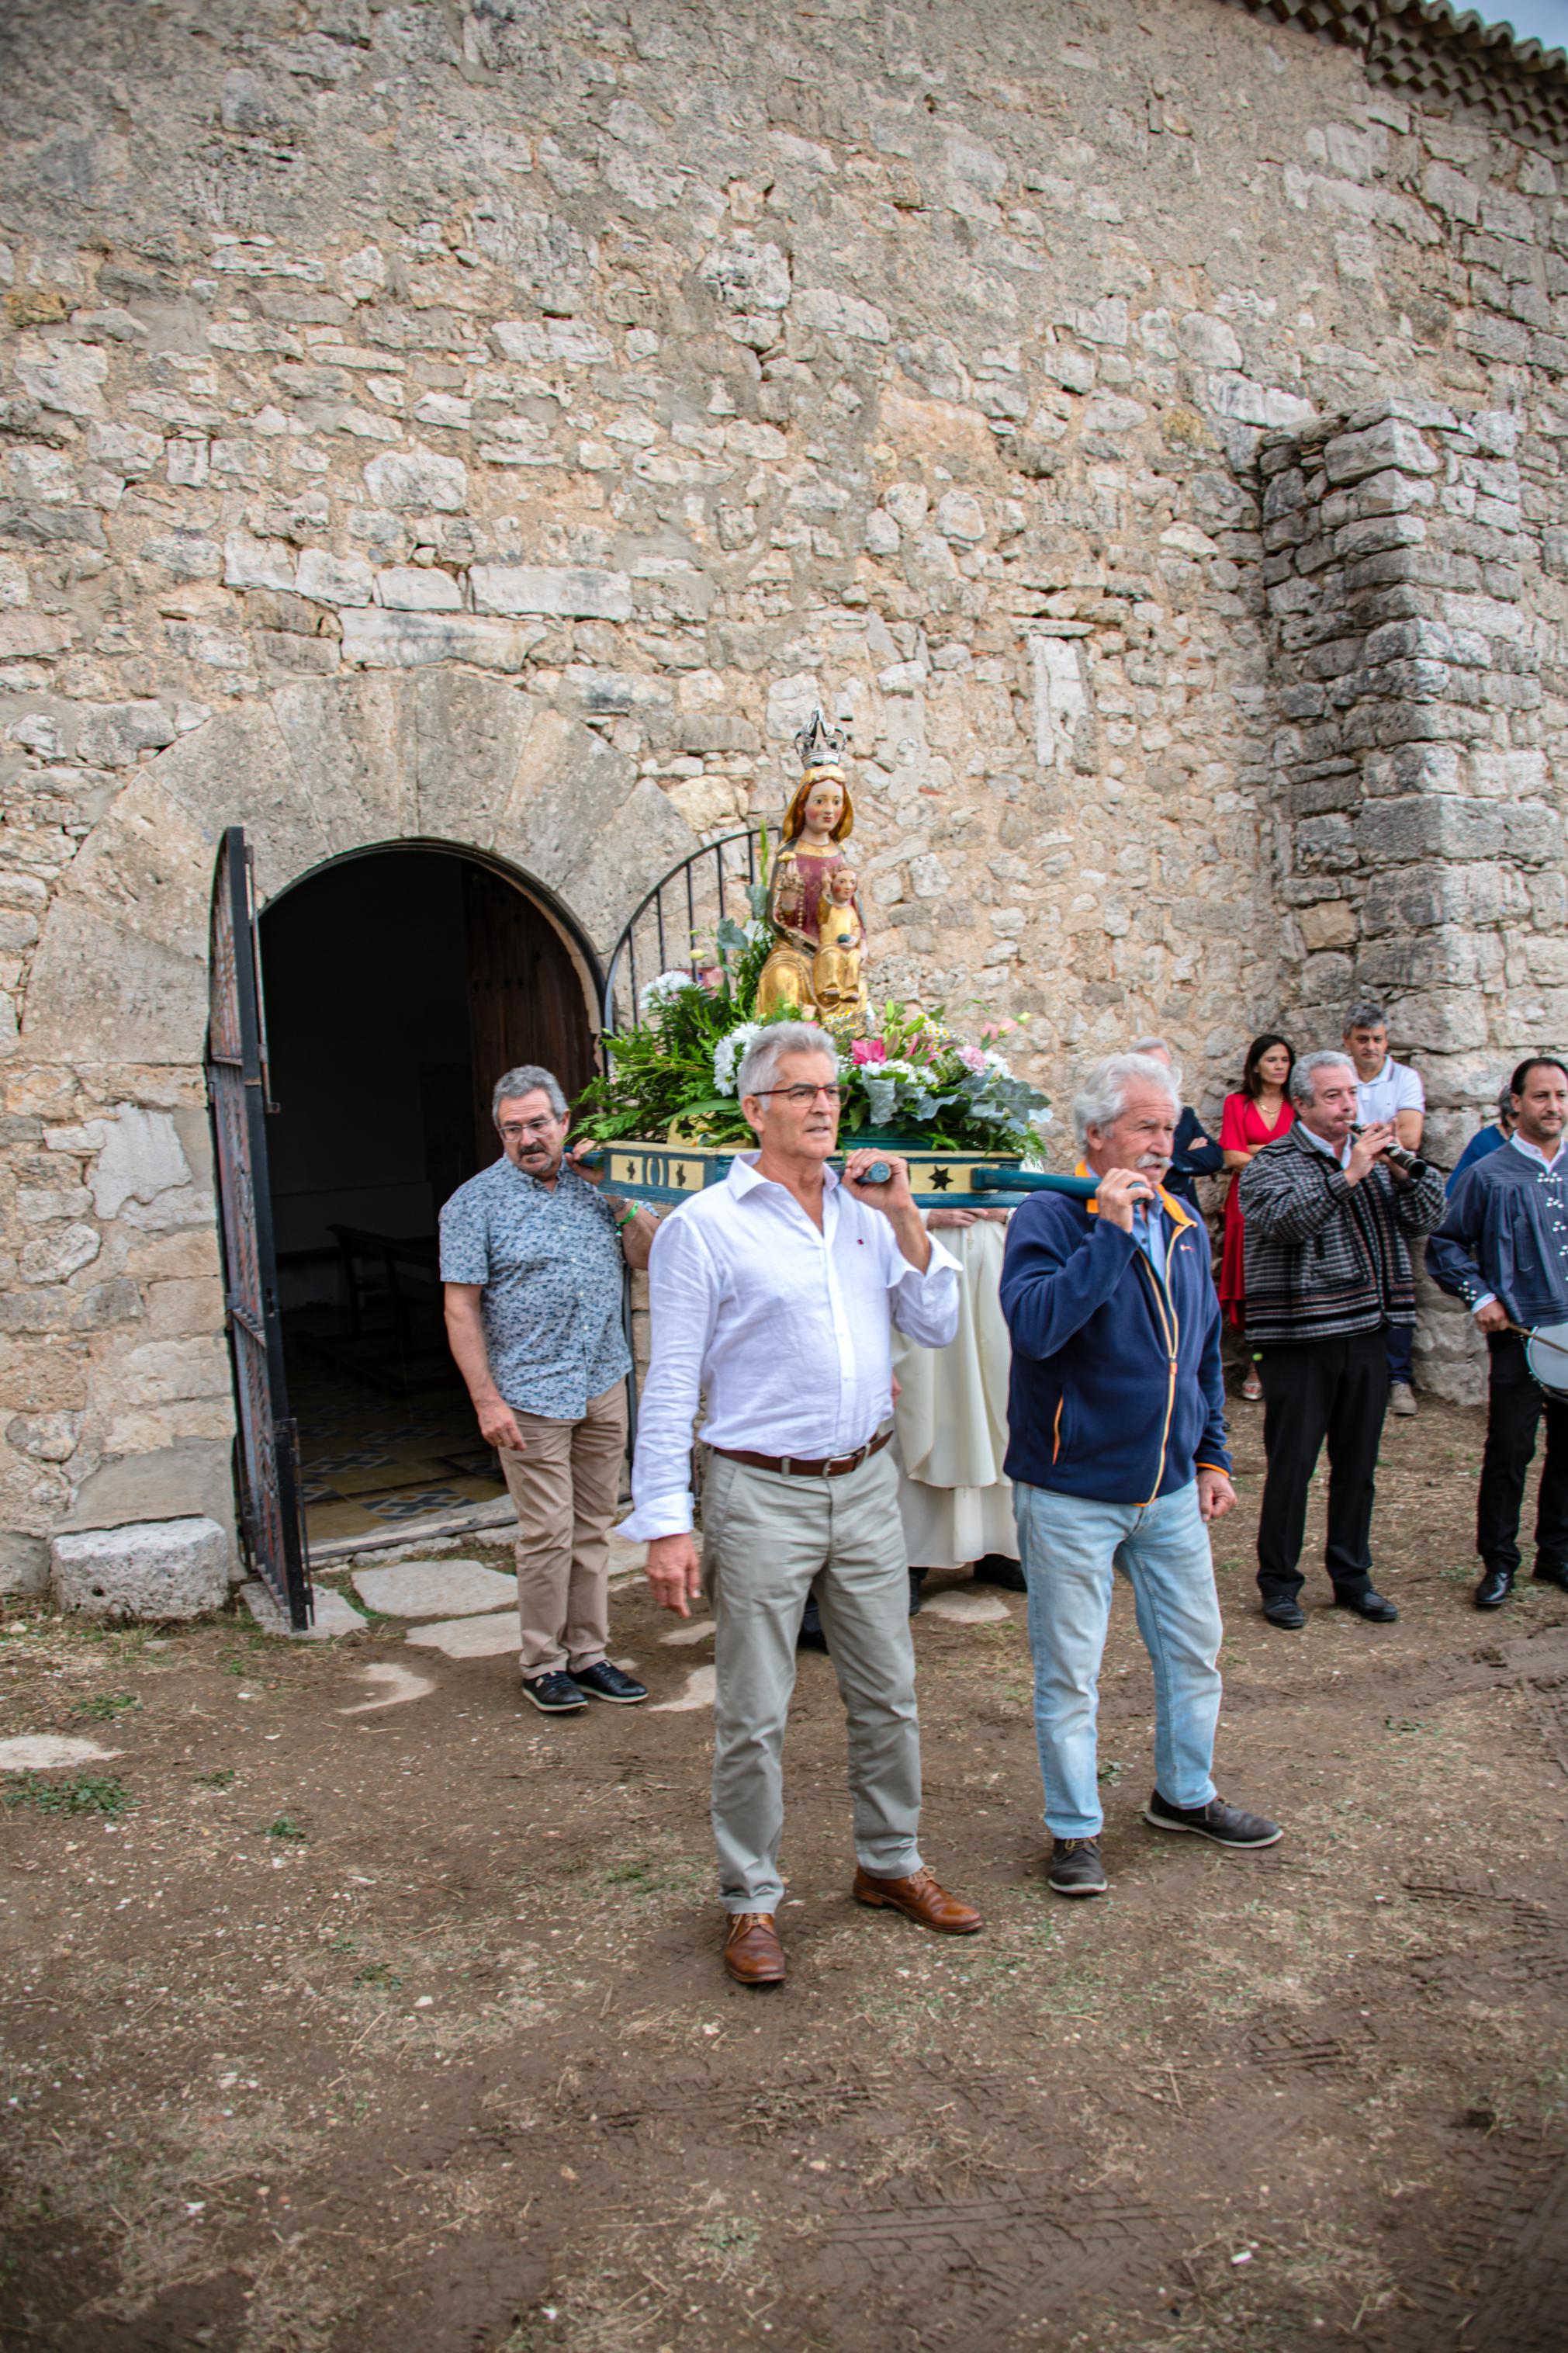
[702,1441,922,1914]
[500,1378,628,1677]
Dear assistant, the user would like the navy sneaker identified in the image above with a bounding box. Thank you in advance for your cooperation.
[1047,1837,1108,1897]
[1144,1791,1282,1848]
[521,1671,588,1714]
[573,1661,648,1706]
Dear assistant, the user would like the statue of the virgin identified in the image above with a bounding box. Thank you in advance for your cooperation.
[755,712,867,1027]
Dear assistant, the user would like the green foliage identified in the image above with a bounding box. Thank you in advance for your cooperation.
[576,931,1051,1156]
[263,1813,306,1840]
[4,1771,130,1817]
[71,1691,141,1721]
[193,1766,235,1788]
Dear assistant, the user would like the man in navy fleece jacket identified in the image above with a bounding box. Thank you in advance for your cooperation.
[1000,1052,1282,1899]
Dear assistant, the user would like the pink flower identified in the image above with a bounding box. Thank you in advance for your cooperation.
[958,1044,988,1073]
[850,1038,887,1066]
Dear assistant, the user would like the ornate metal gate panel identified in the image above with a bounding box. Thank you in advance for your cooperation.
[206,828,312,1629]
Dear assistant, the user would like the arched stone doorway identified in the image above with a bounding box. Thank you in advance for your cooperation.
[258,841,598,1552]
[13,671,701,1594]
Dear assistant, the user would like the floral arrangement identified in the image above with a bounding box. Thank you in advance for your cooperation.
[576,857,1050,1154]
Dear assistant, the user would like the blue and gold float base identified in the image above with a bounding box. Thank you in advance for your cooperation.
[589,1140,1024,1209]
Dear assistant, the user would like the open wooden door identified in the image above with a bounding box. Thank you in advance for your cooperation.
[462,867,596,1163]
[207,828,313,1630]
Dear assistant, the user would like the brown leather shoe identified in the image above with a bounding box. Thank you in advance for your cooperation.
[722,1911,786,1986]
[852,1864,982,1935]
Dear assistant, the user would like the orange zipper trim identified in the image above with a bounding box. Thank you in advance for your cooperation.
[1052,1395,1064,1463]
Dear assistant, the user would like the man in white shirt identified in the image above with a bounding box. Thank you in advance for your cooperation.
[1344,1000,1427,1416]
[621,1021,981,1986]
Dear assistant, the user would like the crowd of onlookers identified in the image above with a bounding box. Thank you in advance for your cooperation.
[1158,1007,1568,1623]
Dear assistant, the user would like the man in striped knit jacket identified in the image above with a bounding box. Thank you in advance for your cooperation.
[1238,1049,1446,1630]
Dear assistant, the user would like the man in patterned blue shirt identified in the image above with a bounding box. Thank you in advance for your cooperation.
[441,1064,659,1714]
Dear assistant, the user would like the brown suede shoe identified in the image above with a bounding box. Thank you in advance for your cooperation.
[722,1911,786,1986]
[852,1865,983,1935]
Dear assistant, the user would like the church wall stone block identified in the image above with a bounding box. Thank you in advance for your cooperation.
[0,0,1564,1568]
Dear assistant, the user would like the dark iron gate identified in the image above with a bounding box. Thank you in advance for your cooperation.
[206,827,312,1630]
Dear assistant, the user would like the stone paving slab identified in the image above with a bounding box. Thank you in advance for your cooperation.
[404,1611,518,1658]
[351,1561,516,1619]
[920,1589,1013,1625]
[244,1582,367,1639]
[0,1735,120,1769]
[650,1665,716,1713]
[660,1617,717,1645]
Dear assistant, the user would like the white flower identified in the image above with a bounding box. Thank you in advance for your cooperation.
[640,970,699,1017]
[713,1022,763,1097]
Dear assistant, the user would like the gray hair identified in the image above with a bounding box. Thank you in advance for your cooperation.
[738,1021,838,1100]
[1071,1052,1181,1147]
[1344,1000,1386,1034]
[1290,1049,1355,1108]
[1497,1079,1517,1121]
[1128,1034,1182,1086]
[492,1064,567,1126]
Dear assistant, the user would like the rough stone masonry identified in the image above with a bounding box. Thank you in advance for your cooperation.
[0,0,1564,1603]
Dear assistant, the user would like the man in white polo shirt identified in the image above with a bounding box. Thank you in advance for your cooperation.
[1344,1000,1426,1418]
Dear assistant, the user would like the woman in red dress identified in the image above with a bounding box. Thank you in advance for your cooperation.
[1220,1034,1295,1400]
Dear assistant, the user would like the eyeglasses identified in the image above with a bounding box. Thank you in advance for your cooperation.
[500,1118,562,1140]
[751,1083,843,1107]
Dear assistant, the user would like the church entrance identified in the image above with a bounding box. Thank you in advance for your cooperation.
[257,844,598,1557]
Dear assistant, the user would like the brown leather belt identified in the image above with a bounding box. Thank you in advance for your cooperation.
[713,1429,893,1479]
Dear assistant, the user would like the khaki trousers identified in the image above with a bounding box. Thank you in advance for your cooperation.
[702,1441,922,1914]
[500,1379,628,1676]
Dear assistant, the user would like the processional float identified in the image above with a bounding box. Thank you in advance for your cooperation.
[577,707,1100,1206]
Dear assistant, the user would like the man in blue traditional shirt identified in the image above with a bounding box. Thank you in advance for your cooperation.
[1429,1057,1568,1610]
[441,1063,659,1713]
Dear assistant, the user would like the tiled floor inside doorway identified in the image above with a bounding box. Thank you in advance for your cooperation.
[286,1339,510,1550]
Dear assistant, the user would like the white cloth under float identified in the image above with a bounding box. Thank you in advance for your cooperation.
[891,1215,1017,1570]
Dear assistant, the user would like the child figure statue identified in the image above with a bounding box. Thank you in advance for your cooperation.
[811,864,867,1028]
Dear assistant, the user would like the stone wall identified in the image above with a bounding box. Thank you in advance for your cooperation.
[0,0,1566,1571]
[1262,393,1560,1398]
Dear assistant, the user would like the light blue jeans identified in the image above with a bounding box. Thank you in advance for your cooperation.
[1013,1478,1223,1839]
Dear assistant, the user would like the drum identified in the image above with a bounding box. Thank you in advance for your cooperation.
[1525,1321,1568,1399]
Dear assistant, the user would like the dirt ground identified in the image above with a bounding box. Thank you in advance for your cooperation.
[2,1392,1566,2353]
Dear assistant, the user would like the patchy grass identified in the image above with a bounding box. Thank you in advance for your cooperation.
[2,1771,129,1817]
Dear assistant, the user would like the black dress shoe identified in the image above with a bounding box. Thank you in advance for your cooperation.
[1334,1588,1398,1622]
[973,1554,1027,1592]
[1532,1561,1568,1593]
[909,1568,927,1618]
[1475,1565,1514,1610]
[1262,1598,1305,1630]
